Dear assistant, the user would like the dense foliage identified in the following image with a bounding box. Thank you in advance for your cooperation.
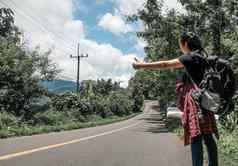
[51,79,143,119]
[128,0,185,111]
[0,8,58,118]
[80,79,122,97]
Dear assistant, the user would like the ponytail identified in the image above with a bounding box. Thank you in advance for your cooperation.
[180,32,207,57]
[199,47,208,57]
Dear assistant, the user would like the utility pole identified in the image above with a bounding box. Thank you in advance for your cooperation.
[70,43,88,93]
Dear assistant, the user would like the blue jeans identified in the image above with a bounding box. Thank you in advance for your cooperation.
[191,134,218,166]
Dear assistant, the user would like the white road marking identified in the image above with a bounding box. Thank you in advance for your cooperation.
[0,121,143,161]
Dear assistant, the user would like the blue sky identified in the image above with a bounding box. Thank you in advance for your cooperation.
[72,0,184,57]
[73,0,144,56]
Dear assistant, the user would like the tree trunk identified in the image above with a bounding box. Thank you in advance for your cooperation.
[211,0,222,56]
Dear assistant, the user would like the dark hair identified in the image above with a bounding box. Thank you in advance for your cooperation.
[180,32,207,56]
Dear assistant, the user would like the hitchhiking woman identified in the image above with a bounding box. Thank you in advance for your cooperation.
[132,32,219,166]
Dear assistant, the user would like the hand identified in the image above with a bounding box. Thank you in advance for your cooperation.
[132,57,144,70]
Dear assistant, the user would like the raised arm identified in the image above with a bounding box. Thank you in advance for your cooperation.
[133,58,184,70]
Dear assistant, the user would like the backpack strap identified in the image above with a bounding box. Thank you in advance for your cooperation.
[184,67,200,90]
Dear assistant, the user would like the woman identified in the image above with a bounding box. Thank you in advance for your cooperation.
[133,32,219,166]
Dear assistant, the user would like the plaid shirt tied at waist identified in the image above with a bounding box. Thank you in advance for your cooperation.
[176,82,219,146]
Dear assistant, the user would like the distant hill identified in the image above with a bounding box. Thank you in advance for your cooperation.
[40,80,77,92]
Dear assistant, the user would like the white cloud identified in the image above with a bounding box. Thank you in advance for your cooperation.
[76,39,136,79]
[0,0,139,88]
[135,38,148,52]
[98,13,132,35]
[114,0,146,16]
[113,0,185,54]
[114,0,185,16]
[163,0,185,13]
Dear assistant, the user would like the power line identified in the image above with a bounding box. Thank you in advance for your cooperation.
[0,1,76,52]
[7,0,77,51]
[3,3,76,57]
[0,1,88,82]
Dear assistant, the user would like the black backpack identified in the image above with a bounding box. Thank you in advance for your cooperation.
[199,55,236,116]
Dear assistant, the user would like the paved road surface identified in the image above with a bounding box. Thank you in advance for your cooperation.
[0,101,191,166]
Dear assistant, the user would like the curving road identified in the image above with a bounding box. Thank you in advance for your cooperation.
[0,101,191,166]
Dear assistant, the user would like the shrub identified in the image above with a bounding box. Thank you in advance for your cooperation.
[50,91,137,119]
[108,92,133,116]
[99,98,114,118]
[133,94,144,113]
[33,110,71,126]
[0,112,19,129]
[29,96,51,113]
[219,96,238,131]
[51,92,79,111]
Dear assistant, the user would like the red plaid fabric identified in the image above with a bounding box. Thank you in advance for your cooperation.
[176,82,219,146]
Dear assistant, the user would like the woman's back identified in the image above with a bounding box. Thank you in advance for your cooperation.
[178,52,207,86]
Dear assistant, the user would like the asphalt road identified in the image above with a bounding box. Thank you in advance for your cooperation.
[0,101,191,166]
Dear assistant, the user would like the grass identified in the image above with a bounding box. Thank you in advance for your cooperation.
[217,127,238,166]
[0,113,141,139]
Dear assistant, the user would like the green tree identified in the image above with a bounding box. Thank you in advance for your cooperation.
[179,0,238,56]
[80,80,96,99]
[0,36,43,116]
[128,70,160,99]
[128,0,184,110]
[81,79,122,97]
[0,8,19,38]
[0,8,60,117]
[31,48,61,81]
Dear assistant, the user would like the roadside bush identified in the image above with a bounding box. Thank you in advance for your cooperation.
[29,96,51,113]
[219,95,238,131]
[51,92,79,111]
[99,98,114,118]
[0,84,143,138]
[77,98,93,117]
[217,125,238,166]
[88,96,113,118]
[0,112,19,129]
[50,91,137,119]
[108,92,133,116]
[69,109,87,122]
[133,94,144,113]
[33,110,71,126]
